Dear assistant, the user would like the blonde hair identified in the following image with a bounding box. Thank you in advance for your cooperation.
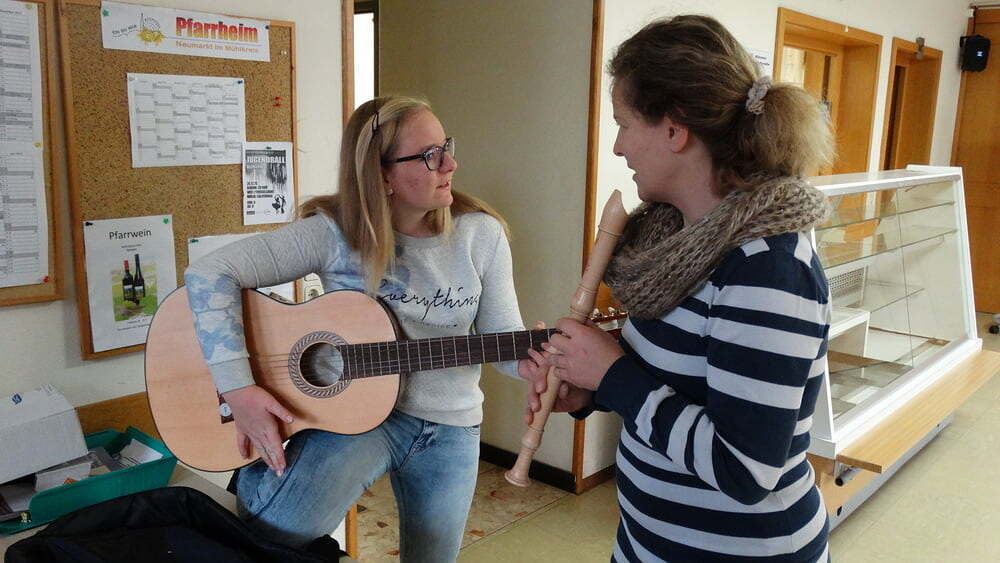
[609,15,834,192]
[301,95,509,293]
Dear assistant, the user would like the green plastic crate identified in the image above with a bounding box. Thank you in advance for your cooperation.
[0,426,177,536]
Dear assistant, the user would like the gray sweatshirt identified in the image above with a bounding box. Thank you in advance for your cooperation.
[183,211,525,427]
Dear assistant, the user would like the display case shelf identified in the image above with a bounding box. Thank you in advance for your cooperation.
[818,198,954,231]
[859,281,924,314]
[830,306,870,339]
[828,351,910,418]
[808,166,980,460]
[817,225,958,269]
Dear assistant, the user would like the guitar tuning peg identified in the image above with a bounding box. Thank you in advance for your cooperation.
[591,308,602,319]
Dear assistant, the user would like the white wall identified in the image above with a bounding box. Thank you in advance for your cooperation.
[597,0,973,214]
[587,0,973,475]
[4,0,970,485]
[379,0,594,471]
[0,0,342,406]
[0,0,343,543]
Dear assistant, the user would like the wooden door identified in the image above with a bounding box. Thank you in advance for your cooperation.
[953,11,1000,312]
[880,39,942,171]
[774,9,882,175]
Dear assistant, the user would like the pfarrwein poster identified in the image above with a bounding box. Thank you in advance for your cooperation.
[100,1,270,62]
[83,215,177,352]
[243,142,294,225]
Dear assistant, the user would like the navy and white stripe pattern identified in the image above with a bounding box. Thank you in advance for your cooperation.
[595,233,831,562]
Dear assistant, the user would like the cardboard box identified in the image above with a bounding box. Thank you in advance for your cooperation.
[0,427,177,535]
[34,455,92,492]
[0,482,33,522]
[0,385,87,484]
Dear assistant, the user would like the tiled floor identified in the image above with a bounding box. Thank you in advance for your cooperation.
[357,461,569,561]
[358,312,1000,562]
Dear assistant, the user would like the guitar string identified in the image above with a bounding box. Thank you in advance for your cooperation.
[253,337,547,363]
[251,339,549,381]
[234,341,540,385]
[253,336,550,367]
[264,352,530,373]
[251,330,556,378]
[246,329,558,360]
[255,345,541,374]
[208,329,563,387]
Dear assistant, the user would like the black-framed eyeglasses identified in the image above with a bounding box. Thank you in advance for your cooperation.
[392,137,455,171]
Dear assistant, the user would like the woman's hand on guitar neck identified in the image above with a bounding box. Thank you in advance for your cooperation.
[221,385,295,477]
[518,321,594,425]
[522,346,594,424]
[544,317,625,391]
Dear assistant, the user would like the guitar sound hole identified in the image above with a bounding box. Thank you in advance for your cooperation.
[299,342,345,388]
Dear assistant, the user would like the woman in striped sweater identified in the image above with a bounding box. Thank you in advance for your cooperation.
[524,15,834,562]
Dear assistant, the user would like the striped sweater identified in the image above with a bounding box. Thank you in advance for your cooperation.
[594,233,830,562]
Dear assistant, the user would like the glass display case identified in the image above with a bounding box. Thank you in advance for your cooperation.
[807,166,982,458]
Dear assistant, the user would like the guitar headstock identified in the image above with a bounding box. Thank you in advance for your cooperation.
[589,307,629,337]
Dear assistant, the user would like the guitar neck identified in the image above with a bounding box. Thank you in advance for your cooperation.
[341,328,557,378]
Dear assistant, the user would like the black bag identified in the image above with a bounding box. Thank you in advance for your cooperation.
[5,487,344,563]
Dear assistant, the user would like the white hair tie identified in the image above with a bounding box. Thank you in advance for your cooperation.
[745,77,771,115]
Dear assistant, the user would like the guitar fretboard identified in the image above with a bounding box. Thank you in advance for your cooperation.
[340,329,556,378]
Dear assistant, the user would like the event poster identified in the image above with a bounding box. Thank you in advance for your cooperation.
[187,233,295,302]
[83,215,176,352]
[100,1,270,62]
[243,142,294,225]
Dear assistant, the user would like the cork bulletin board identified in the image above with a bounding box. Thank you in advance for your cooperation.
[58,0,298,359]
[0,0,64,307]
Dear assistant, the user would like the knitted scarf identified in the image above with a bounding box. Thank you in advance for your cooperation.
[604,175,830,319]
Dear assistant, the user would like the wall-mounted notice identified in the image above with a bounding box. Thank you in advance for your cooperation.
[0,148,47,289]
[127,73,246,168]
[83,215,177,353]
[188,233,294,302]
[0,0,48,289]
[243,142,294,225]
[100,1,270,62]
[750,48,774,78]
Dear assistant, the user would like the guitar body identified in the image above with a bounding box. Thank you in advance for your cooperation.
[145,288,401,472]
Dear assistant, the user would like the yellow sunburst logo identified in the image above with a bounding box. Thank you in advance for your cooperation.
[138,27,165,45]
[137,14,164,45]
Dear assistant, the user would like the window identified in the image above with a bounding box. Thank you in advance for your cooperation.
[353,1,377,107]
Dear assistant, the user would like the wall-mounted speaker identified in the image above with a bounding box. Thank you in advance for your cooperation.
[960,35,990,72]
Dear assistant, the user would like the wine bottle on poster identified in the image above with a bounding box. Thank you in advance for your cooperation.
[122,260,134,304]
[133,253,145,300]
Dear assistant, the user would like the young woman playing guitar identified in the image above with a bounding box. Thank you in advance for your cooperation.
[184,95,536,560]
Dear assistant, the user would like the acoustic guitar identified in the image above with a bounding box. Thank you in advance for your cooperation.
[145,287,626,472]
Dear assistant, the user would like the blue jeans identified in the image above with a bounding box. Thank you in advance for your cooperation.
[236,410,480,562]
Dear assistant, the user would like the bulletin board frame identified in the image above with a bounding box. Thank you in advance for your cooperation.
[58,0,298,359]
[0,0,65,307]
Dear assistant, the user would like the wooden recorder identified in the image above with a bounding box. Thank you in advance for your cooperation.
[505,190,628,487]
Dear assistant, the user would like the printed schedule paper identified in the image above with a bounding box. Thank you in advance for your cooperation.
[126,73,246,168]
[0,0,48,288]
